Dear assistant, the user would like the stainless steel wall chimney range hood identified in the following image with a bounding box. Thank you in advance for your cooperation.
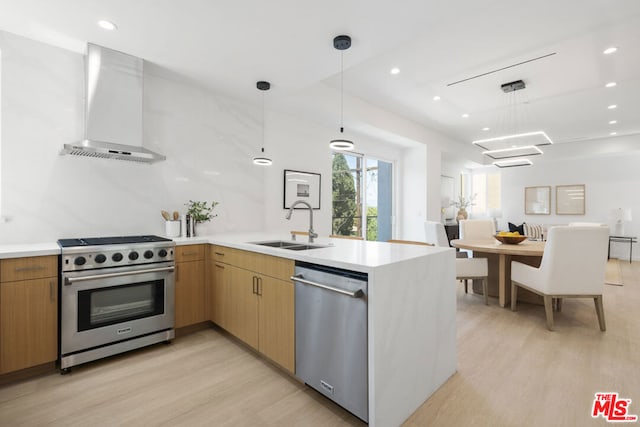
[61,44,165,163]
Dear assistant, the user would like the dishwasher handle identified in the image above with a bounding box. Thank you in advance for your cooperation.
[290,274,364,298]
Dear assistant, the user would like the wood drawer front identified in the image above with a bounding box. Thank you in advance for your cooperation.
[210,245,232,263]
[1,256,57,282]
[175,245,205,262]
[212,246,293,282]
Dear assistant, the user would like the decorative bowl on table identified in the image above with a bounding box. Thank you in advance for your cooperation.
[494,234,528,244]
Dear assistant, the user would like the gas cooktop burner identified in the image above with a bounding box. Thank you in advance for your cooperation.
[58,235,172,248]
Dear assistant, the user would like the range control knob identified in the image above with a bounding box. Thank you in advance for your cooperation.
[129,251,139,261]
[112,252,123,262]
[74,256,86,266]
[144,250,154,259]
[95,254,107,264]
[158,249,168,258]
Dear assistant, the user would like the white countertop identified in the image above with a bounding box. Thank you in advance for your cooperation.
[0,242,62,259]
[0,233,452,271]
[176,232,451,273]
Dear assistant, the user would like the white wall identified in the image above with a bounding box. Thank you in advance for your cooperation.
[0,31,265,243]
[0,31,415,244]
[500,151,640,260]
[400,145,426,240]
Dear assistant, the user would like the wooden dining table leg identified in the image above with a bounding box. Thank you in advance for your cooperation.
[498,254,507,307]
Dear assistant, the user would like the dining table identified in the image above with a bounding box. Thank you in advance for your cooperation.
[451,238,546,307]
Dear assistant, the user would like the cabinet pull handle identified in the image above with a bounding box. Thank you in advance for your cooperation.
[214,252,225,256]
[258,277,263,296]
[215,263,225,269]
[15,265,47,272]
[252,276,257,295]
[49,281,54,302]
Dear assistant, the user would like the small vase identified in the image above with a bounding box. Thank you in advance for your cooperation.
[194,222,208,237]
[456,208,468,222]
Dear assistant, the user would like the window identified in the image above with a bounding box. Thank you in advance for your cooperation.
[332,152,393,241]
[468,172,501,217]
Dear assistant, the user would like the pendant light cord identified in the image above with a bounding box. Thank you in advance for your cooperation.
[340,50,344,133]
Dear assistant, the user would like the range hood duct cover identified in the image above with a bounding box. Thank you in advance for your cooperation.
[61,44,165,163]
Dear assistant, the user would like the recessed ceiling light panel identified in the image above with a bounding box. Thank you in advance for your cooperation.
[609,120,617,125]
[461,113,469,118]
[605,82,617,88]
[603,47,618,55]
[98,20,117,31]
[608,104,617,109]
[472,131,553,151]
[433,95,441,101]
[390,67,400,75]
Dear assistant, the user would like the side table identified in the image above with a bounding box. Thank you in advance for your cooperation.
[608,235,637,264]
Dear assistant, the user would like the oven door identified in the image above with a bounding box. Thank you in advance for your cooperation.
[60,263,175,356]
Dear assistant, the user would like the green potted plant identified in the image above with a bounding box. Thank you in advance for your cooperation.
[185,200,219,236]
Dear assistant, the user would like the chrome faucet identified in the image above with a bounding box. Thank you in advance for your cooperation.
[286,200,318,243]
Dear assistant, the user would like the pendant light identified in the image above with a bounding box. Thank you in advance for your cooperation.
[472,79,553,168]
[329,35,355,151]
[253,80,273,166]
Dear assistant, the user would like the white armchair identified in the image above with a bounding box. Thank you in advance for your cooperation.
[510,225,609,330]
[425,221,489,304]
[459,219,496,240]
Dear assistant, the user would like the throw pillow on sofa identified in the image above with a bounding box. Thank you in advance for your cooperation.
[508,222,525,235]
[523,223,544,240]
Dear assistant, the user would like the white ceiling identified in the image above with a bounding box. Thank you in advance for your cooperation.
[1,0,640,156]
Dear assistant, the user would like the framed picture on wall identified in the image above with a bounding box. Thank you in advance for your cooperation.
[524,186,551,215]
[556,184,585,215]
[283,169,321,209]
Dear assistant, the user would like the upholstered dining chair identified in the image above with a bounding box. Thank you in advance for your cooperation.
[387,239,433,246]
[329,234,364,240]
[459,219,496,240]
[424,221,489,304]
[510,225,609,331]
[425,221,451,247]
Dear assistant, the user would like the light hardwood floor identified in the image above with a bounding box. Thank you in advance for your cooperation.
[1,261,638,426]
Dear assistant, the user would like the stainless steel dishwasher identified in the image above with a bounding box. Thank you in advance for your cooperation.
[291,262,368,422]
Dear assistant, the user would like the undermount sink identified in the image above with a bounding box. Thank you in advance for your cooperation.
[249,240,328,251]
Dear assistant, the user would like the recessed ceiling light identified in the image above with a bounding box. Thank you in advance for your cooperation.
[482,127,490,131]
[609,120,617,125]
[608,104,617,109]
[433,95,441,101]
[390,67,400,75]
[605,82,617,88]
[461,113,469,118]
[98,20,117,31]
[610,132,618,136]
[603,47,617,55]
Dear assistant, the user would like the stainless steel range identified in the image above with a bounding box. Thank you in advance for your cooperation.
[58,235,175,373]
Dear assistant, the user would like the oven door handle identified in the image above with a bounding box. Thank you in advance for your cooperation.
[64,266,175,286]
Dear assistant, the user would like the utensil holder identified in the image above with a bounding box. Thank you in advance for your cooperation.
[165,220,181,237]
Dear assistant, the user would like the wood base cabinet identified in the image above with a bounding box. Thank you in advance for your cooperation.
[0,256,58,374]
[175,245,206,328]
[210,246,294,372]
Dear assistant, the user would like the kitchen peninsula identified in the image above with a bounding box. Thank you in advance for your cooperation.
[178,232,457,427]
[0,233,456,427]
